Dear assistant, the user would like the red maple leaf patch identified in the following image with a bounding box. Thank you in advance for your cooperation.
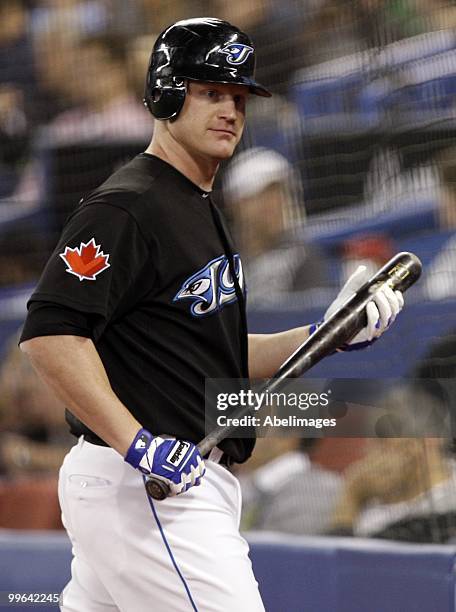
[59,238,110,281]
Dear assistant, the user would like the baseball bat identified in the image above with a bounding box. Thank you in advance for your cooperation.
[146,251,422,500]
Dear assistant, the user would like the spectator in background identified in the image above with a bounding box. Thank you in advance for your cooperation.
[0,221,48,287]
[329,347,456,544]
[413,327,456,405]
[31,0,112,122]
[32,28,75,124]
[412,328,456,464]
[404,0,454,37]
[329,435,456,542]
[329,434,456,543]
[211,0,309,96]
[2,33,153,232]
[45,33,152,144]
[0,0,42,193]
[223,147,331,307]
[135,0,208,34]
[423,146,456,300]
[300,0,366,66]
[0,333,72,476]
[296,0,433,70]
[30,1,205,120]
[31,0,110,38]
[355,0,425,48]
[0,332,70,529]
[340,233,395,283]
[240,437,343,534]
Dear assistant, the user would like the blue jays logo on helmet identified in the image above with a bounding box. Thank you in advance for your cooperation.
[220,43,254,66]
[174,254,244,317]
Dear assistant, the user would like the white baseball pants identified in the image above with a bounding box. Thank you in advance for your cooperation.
[58,437,264,612]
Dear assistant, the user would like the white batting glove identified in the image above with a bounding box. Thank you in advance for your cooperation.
[125,428,206,496]
[317,265,404,351]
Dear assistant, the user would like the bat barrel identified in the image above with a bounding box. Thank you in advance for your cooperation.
[372,251,422,293]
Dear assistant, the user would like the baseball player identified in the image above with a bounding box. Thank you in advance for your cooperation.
[19,18,403,612]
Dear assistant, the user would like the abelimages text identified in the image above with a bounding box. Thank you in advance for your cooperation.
[217,415,337,429]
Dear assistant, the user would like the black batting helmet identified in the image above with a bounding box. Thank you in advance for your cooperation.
[144,17,271,120]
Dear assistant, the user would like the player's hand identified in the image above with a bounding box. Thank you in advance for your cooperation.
[321,265,404,350]
[124,428,206,496]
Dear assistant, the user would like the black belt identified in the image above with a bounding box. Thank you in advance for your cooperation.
[82,434,234,468]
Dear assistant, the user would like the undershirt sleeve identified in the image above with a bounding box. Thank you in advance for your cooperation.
[19,301,95,343]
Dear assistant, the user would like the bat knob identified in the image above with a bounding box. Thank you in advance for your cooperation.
[145,477,170,500]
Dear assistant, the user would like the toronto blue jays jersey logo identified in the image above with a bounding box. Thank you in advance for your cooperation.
[174,254,244,317]
[220,44,254,65]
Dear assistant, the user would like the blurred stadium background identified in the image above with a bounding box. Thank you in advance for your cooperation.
[3,1,456,610]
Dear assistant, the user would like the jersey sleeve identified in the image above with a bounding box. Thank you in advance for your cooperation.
[30,202,151,322]
[19,301,94,343]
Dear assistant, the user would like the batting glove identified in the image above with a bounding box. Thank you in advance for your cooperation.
[311,265,404,351]
[125,428,206,496]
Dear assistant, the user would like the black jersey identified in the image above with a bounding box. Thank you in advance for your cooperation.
[23,154,254,463]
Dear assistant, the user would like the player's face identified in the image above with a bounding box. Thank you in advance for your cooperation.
[170,81,248,161]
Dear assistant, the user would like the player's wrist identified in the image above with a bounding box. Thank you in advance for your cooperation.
[309,319,348,353]
[124,427,154,470]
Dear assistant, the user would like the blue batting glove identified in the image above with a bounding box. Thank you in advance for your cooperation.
[125,428,206,496]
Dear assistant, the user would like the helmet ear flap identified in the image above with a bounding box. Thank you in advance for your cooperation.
[144,78,187,121]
